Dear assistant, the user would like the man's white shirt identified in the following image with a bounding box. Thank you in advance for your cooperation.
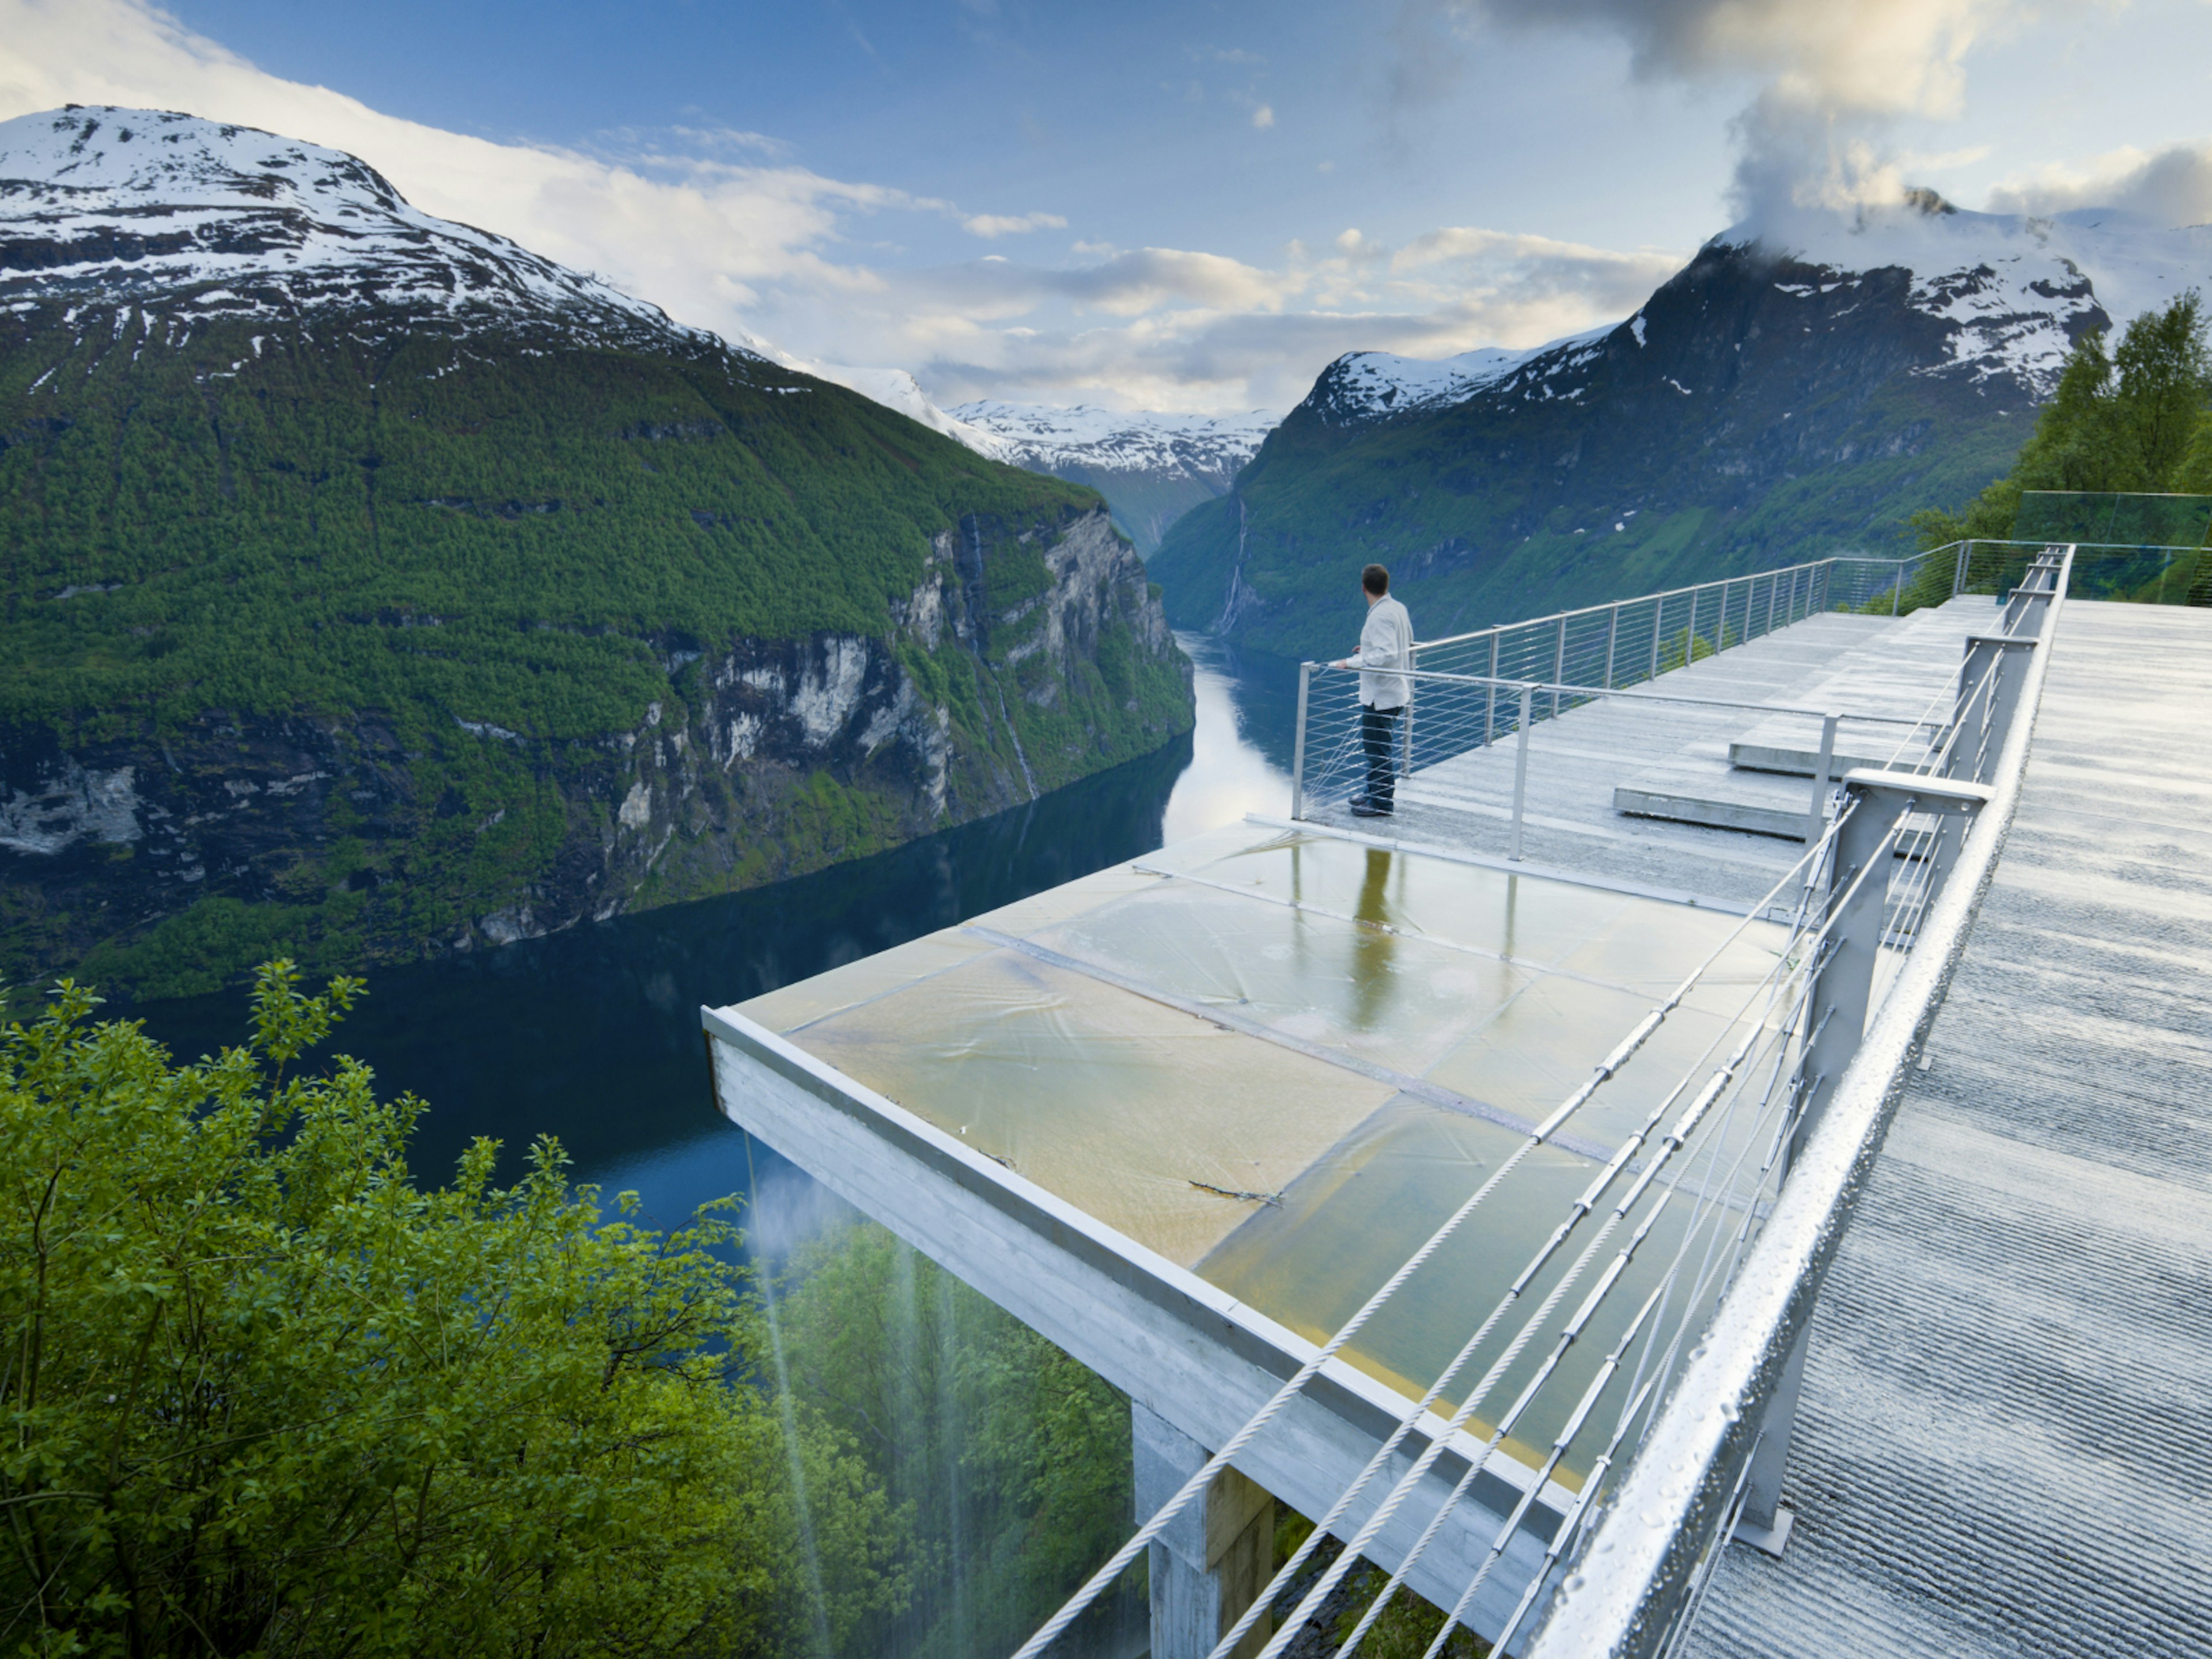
[1351,595,1414,710]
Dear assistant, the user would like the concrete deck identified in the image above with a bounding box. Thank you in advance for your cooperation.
[1303,599,1994,907]
[1682,600,2212,1658]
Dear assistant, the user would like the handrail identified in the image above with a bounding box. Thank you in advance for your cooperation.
[1520,547,2073,1658]
[1410,553,1872,656]
[1306,667,1933,726]
[1291,550,1965,822]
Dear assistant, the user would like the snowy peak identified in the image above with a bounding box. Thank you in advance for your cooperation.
[1303,200,2212,429]
[949,402,1279,554]
[0,105,699,347]
[1710,198,2212,396]
[948,402,1276,484]
[1309,339,1575,425]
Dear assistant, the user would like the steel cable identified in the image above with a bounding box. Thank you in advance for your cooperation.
[1010,817,1847,1659]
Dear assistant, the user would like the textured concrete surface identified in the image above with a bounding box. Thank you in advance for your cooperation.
[1303,599,1990,906]
[1683,600,2212,1658]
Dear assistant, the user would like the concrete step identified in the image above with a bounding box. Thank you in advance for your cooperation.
[1613,759,1823,840]
[1728,731,1927,778]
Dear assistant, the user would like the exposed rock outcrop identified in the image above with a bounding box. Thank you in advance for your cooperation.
[1,506,1184,990]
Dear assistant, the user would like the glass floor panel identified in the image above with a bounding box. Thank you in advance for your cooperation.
[729,823,1796,1479]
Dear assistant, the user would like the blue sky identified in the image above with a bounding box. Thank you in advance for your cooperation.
[157,1,1740,257]
[7,0,2212,412]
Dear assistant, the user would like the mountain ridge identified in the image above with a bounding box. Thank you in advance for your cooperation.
[1149,194,2212,658]
[948,400,1276,554]
[0,105,1192,1003]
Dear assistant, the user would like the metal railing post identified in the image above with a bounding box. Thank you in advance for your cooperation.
[1738,1325,1812,1544]
[1793,783,1904,1168]
[1955,635,2039,785]
[1604,604,1619,688]
[1510,684,1533,861]
[1290,662,1312,819]
[1764,571,1778,637]
[1484,634,1499,745]
[1651,595,1663,680]
[1552,615,1567,721]
[1892,560,1904,616]
[1804,713,1838,844]
[1954,540,1971,597]
[1950,638,1998,782]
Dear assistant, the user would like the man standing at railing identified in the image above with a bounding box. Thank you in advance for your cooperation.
[1332,563,1414,817]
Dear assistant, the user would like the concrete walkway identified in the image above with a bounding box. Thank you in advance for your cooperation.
[1301,599,1991,908]
[1683,600,2212,1658]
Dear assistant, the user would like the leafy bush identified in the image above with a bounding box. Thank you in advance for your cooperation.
[1912,291,2212,548]
[0,963,911,1657]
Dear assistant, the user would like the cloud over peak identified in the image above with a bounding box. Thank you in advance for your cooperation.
[1988,141,2212,228]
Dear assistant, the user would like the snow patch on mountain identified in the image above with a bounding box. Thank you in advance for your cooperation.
[1309,196,2212,425]
[948,402,1277,481]
[0,106,723,354]
[1715,196,2211,396]
[1309,328,1613,425]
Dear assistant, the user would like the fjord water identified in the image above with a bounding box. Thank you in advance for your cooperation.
[128,636,1295,1247]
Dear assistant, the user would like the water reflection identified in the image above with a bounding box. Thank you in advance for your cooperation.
[1350,847,1396,1033]
[127,637,1298,1242]
[1161,632,1293,842]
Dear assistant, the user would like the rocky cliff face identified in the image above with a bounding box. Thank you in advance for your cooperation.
[0,107,1191,1002]
[0,505,1183,998]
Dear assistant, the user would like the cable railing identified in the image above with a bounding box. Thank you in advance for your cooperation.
[1291,552,1952,821]
[1520,546,2070,1658]
[1011,550,2071,1659]
[1290,541,2171,840]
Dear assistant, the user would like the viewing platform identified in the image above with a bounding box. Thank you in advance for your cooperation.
[1682,599,2212,1659]
[703,543,2211,1657]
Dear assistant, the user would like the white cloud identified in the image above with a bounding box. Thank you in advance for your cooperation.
[1435,0,2075,214]
[961,210,1070,239]
[0,0,1693,415]
[1987,139,2212,226]
[1460,0,2028,121]
[1252,104,1276,130]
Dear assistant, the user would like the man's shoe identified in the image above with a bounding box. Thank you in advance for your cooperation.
[1350,799,1391,818]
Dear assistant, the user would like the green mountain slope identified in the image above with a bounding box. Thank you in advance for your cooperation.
[1151,225,2103,660]
[0,109,1190,1003]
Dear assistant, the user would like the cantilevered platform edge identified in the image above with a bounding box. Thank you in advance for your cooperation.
[702,1001,1571,1639]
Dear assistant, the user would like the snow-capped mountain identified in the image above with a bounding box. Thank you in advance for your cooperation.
[1310,194,2212,429]
[0,104,1190,988]
[0,105,715,354]
[1150,190,2212,657]
[948,401,1278,552]
[0,107,1044,464]
[1313,336,1599,423]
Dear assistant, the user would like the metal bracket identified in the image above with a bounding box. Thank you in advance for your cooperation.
[1732,1506,1796,1559]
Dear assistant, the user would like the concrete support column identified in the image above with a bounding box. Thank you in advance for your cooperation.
[1132,1402,1278,1659]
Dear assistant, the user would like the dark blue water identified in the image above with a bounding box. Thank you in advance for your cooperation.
[127,641,1298,1251]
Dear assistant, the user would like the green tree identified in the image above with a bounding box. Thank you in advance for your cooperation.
[0,963,911,1658]
[774,1222,1136,1659]
[2112,289,2211,484]
[1913,291,2212,548]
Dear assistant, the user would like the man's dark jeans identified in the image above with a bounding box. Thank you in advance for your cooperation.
[1360,704,1402,810]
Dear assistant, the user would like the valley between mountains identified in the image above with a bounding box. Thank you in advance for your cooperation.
[6,103,2210,1008]
[0,108,1191,1003]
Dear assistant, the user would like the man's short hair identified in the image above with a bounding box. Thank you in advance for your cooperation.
[1362,563,1389,596]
